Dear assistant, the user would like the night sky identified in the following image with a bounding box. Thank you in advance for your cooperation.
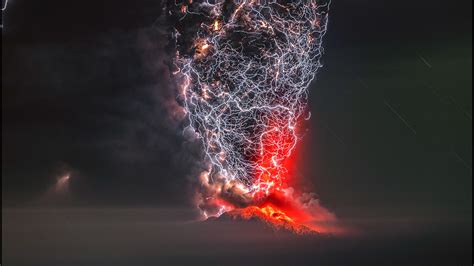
[2,0,472,265]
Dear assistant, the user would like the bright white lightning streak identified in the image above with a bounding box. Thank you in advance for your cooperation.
[2,0,8,11]
[172,0,329,193]
[1,0,9,28]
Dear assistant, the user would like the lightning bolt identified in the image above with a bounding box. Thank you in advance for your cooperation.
[1,0,10,28]
[2,0,8,11]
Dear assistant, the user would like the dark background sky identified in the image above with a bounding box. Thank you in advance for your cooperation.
[2,0,472,265]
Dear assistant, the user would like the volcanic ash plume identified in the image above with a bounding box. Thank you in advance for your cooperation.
[168,0,340,234]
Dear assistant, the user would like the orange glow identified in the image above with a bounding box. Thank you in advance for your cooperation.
[230,205,315,233]
[209,186,342,234]
[258,205,295,223]
[228,204,319,234]
[213,20,221,31]
[194,39,211,59]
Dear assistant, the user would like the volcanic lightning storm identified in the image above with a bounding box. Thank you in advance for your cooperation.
[168,0,340,234]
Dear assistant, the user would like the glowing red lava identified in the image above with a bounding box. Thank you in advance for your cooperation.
[214,187,341,235]
[229,205,313,234]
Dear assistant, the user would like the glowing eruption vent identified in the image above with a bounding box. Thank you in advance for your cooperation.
[169,0,338,233]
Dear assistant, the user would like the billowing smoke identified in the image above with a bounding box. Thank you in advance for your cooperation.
[167,0,340,233]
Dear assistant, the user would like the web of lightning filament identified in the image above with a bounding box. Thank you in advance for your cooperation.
[173,0,329,195]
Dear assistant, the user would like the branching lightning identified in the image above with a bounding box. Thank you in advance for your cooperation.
[168,0,339,234]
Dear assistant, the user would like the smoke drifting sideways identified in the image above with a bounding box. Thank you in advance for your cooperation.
[167,0,342,234]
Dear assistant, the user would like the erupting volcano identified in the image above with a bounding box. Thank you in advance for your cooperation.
[167,0,339,234]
